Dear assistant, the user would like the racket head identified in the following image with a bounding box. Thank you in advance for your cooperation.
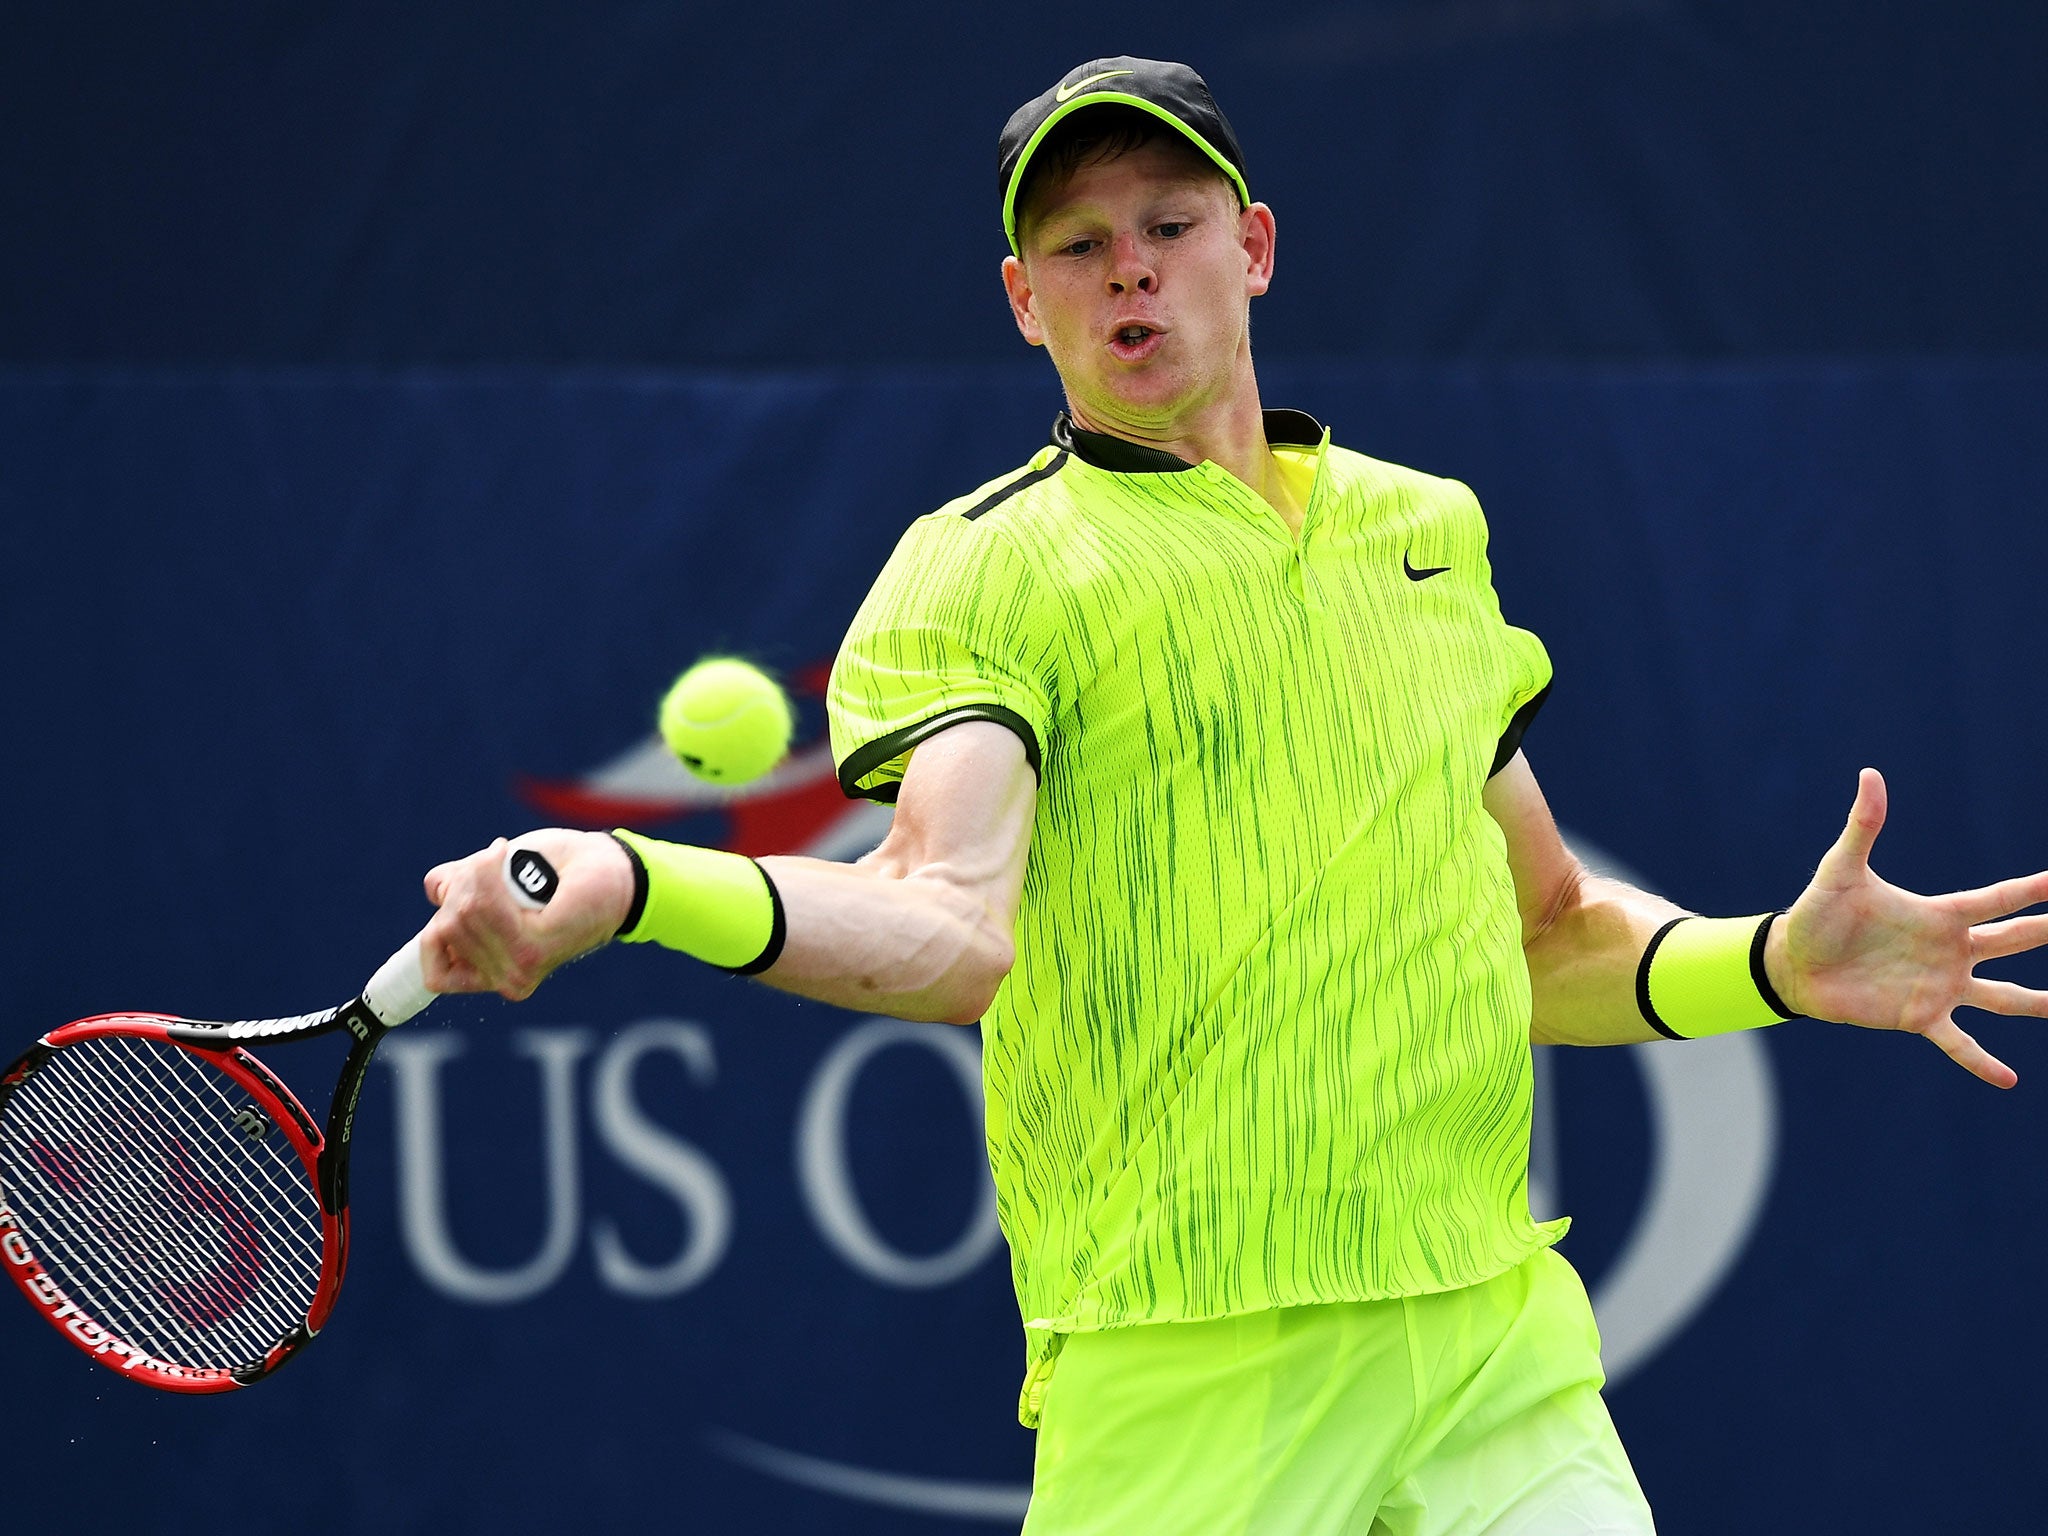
[0,1014,342,1394]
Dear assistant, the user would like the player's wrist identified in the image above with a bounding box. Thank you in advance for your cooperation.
[608,829,787,974]
[1635,912,1798,1039]
[1760,914,1801,1018]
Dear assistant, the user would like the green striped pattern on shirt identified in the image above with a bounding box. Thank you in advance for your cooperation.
[828,424,1562,1426]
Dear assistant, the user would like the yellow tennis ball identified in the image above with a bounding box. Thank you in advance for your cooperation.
[657,657,794,784]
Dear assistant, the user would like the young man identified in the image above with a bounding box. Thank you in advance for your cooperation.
[421,59,2048,1533]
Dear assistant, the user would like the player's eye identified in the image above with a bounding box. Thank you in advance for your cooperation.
[1155,222,1189,239]
[1061,237,1099,256]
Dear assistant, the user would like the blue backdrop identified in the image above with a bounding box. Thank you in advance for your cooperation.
[5,3,2045,365]
[5,4,2048,1533]
[5,361,2046,1532]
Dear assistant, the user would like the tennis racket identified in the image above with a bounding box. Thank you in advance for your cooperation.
[0,844,560,1394]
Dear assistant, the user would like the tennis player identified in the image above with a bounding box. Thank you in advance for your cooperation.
[421,58,2048,1533]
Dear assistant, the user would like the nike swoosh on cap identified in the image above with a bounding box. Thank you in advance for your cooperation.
[1055,69,1135,102]
[1403,553,1450,581]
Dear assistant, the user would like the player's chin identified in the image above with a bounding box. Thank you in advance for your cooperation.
[1084,364,1195,415]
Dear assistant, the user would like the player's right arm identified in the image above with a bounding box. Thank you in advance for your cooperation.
[753,720,1034,1023]
[417,719,1035,1026]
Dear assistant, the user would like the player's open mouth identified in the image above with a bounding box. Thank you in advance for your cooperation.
[1107,324,1165,360]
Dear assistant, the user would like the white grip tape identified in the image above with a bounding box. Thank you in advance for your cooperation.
[362,935,435,1027]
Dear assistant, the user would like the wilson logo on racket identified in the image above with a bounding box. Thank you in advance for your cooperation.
[231,1106,272,1140]
[508,848,559,904]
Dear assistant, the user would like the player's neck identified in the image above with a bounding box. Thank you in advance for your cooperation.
[1066,376,1282,508]
[1069,387,1304,535]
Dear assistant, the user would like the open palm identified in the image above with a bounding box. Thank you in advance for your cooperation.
[1777,769,2048,1087]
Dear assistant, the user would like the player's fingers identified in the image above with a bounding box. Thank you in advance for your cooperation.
[424,861,457,905]
[425,837,510,907]
[1950,869,2048,927]
[1924,1016,2017,1089]
[1826,768,1888,870]
[418,928,483,995]
[1962,977,2048,1019]
[1971,911,2048,960]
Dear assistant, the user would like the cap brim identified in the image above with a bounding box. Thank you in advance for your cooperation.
[1002,92,1252,254]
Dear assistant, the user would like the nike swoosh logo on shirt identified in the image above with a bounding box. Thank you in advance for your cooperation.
[1404,553,1450,582]
[1056,70,1135,102]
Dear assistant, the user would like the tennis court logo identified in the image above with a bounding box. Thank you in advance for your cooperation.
[379,1015,995,1305]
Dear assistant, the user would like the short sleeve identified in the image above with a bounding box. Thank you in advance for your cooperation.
[828,512,1057,802]
[1445,476,1554,778]
[1489,623,1552,776]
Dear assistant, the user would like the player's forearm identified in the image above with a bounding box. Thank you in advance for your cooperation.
[603,723,1034,1023]
[1523,869,1686,1046]
[752,853,1015,1025]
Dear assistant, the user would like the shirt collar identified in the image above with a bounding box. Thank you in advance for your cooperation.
[1051,409,1327,473]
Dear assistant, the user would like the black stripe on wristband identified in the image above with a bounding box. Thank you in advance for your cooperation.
[726,860,788,976]
[609,832,650,938]
[1635,916,1690,1040]
[1749,910,1797,1020]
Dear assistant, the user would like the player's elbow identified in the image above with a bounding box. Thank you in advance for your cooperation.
[929,929,1015,1025]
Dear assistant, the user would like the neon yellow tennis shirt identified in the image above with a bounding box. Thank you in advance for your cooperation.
[828,411,1564,1425]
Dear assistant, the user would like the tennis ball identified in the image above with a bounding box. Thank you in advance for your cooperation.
[657,657,794,784]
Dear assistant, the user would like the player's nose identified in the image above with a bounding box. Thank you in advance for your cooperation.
[1106,231,1156,294]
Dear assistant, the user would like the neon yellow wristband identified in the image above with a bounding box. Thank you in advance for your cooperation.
[1637,912,1797,1039]
[609,829,786,974]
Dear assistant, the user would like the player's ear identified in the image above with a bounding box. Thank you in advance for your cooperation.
[1002,255,1046,346]
[1242,202,1276,299]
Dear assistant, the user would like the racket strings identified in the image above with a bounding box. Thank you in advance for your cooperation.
[8,1046,318,1365]
[42,1040,321,1350]
[8,1070,299,1366]
[98,1037,325,1246]
[36,1076,275,1340]
[0,1036,325,1369]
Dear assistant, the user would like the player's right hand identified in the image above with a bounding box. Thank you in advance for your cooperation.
[419,829,635,1000]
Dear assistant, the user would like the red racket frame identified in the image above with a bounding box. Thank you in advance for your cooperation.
[0,1014,346,1394]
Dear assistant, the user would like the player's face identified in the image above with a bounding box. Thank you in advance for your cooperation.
[1003,141,1275,436]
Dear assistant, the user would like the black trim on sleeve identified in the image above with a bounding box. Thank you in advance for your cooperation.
[836,705,1043,803]
[1635,916,1690,1040]
[609,832,649,938]
[963,451,1070,520]
[728,861,788,976]
[1488,683,1552,778]
[1750,911,1797,1019]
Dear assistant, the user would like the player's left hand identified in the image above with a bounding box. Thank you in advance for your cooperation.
[1767,768,2048,1087]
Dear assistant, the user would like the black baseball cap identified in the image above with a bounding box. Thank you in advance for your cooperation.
[998,56,1251,254]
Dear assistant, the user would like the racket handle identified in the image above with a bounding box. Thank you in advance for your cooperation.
[363,936,434,1026]
[362,843,561,1028]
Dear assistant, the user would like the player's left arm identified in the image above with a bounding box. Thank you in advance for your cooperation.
[1485,751,2048,1085]
[1483,752,1677,1049]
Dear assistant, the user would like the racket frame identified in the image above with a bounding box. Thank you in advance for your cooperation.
[1,843,552,1393]
[0,1002,381,1393]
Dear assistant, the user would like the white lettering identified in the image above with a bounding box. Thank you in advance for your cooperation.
[588,1020,732,1297]
[794,1019,1001,1289]
[384,1028,592,1304]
